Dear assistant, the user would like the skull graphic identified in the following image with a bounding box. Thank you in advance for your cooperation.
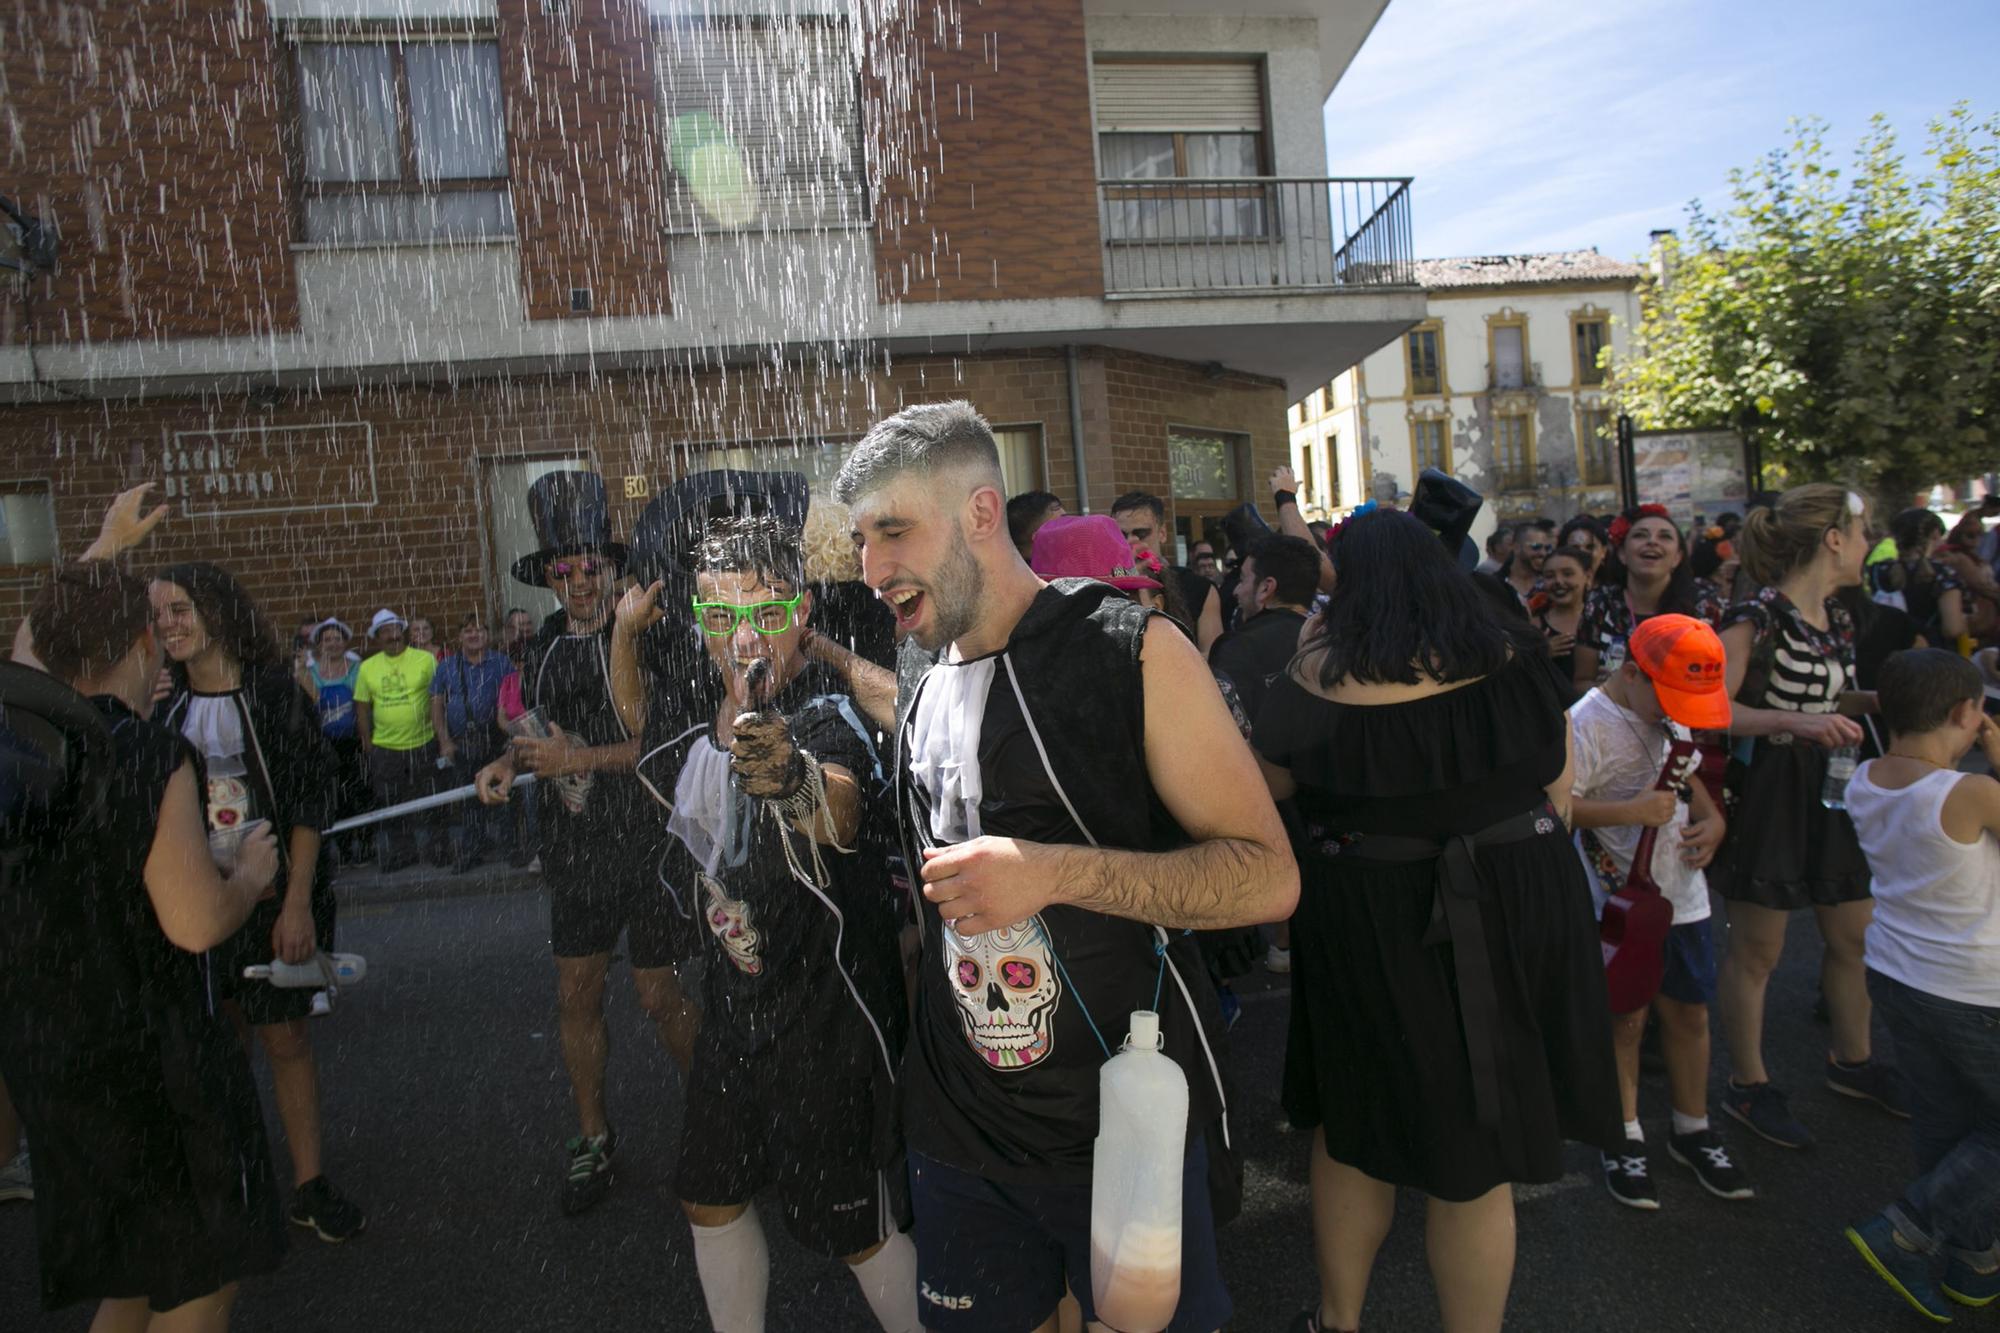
[699,872,763,976]
[941,915,1062,1071]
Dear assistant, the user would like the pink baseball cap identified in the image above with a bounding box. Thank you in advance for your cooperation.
[1030,515,1163,591]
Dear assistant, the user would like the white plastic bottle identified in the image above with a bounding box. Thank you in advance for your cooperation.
[242,954,367,988]
[1090,1010,1188,1333]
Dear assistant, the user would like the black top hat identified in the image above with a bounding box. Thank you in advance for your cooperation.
[629,469,811,584]
[1409,467,1484,569]
[510,471,630,586]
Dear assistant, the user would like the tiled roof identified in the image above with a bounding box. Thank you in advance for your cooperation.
[1414,249,1644,291]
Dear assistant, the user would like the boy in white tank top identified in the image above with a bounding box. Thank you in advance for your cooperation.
[1841,648,2000,1322]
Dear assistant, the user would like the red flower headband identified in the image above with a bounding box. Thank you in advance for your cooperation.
[1608,503,1672,547]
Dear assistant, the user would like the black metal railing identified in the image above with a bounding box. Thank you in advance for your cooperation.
[1096,176,1414,295]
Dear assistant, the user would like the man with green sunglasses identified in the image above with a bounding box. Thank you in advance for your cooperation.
[609,516,916,1333]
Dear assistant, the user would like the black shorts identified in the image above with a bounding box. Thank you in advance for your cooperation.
[213,879,337,1027]
[675,1025,907,1258]
[909,1139,1230,1333]
[546,861,696,968]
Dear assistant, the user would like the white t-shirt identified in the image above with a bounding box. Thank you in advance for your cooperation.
[1848,762,2000,1007]
[1569,687,1710,925]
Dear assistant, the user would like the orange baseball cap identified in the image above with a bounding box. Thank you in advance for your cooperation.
[1627,614,1732,730]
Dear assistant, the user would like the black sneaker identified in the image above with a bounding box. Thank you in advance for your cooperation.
[561,1129,615,1216]
[1602,1147,1660,1211]
[1827,1057,1912,1119]
[289,1175,366,1242]
[1666,1128,1756,1200]
[1722,1079,1815,1149]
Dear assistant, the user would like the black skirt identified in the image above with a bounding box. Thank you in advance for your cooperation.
[1711,738,1871,910]
[1282,824,1624,1201]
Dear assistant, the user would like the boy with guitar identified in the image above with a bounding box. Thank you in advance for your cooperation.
[1571,615,1753,1210]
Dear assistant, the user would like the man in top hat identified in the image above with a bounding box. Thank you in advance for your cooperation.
[474,471,701,1217]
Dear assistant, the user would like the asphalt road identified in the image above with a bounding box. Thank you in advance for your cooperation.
[1,869,1938,1332]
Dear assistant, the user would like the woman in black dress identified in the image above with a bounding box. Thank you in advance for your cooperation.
[0,562,285,1328]
[151,562,366,1241]
[1710,485,1901,1149]
[1255,512,1620,1333]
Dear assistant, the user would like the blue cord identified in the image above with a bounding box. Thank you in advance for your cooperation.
[1046,946,1113,1060]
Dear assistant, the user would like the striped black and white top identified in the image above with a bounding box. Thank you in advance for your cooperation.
[1721,586,1855,714]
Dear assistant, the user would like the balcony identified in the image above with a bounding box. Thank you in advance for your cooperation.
[1097,177,1414,297]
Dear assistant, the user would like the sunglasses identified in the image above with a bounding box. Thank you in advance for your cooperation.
[1524,542,1554,552]
[692,594,804,636]
[549,560,605,581]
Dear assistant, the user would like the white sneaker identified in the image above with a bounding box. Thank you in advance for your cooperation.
[0,1149,32,1203]
[310,988,335,1018]
[1266,945,1291,975]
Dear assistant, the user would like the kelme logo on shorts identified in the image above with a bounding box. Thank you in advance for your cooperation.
[921,1282,975,1311]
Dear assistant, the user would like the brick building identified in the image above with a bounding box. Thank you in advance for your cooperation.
[1,0,1420,631]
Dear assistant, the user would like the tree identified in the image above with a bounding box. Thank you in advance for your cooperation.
[1617,107,2000,506]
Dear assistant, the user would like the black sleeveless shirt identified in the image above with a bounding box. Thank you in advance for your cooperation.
[897,582,1227,1186]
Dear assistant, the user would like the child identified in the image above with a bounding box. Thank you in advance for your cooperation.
[1842,648,2000,1323]
[1571,613,1754,1209]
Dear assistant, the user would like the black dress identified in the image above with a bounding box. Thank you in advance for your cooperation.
[1254,655,1622,1201]
[1709,587,1871,909]
[0,697,285,1312]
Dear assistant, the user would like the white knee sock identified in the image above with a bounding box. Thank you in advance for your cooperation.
[849,1229,920,1333]
[690,1204,769,1333]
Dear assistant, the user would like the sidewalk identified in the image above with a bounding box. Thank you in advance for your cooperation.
[331,855,541,907]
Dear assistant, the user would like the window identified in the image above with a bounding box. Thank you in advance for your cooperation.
[1491,322,1527,390]
[1095,60,1268,240]
[655,16,866,232]
[1412,419,1449,474]
[1406,326,1441,395]
[1494,415,1534,491]
[1322,381,1337,412]
[1323,434,1342,509]
[1579,408,1614,485]
[992,425,1046,497]
[1574,318,1609,385]
[292,38,511,245]
[1168,429,1244,501]
[0,483,57,567]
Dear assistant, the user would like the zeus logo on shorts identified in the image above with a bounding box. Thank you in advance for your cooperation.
[921,1282,975,1311]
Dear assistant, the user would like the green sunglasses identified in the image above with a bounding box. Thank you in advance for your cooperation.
[692,593,804,636]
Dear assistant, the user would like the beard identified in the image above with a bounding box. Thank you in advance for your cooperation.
[914,522,986,653]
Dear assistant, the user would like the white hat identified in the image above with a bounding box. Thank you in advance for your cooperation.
[312,616,353,641]
[367,609,406,637]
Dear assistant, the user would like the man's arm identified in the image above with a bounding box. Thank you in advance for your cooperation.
[1193,583,1225,656]
[802,629,898,733]
[1270,466,1337,593]
[430,692,455,763]
[919,617,1298,934]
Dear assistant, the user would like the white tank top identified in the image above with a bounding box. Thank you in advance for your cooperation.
[1847,761,2000,1007]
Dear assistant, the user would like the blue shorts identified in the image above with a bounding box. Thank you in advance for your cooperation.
[1658,918,1718,1006]
[909,1140,1231,1333]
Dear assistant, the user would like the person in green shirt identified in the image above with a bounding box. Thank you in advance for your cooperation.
[354,609,445,872]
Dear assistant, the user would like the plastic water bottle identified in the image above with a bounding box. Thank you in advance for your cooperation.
[1090,1011,1188,1333]
[1821,745,1859,810]
[242,954,367,988]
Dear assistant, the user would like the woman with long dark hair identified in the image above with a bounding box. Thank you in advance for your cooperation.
[1871,507,1968,648]
[1572,504,1726,693]
[1,562,286,1330]
[1255,511,1620,1333]
[1557,513,1610,584]
[1709,485,1903,1149]
[150,562,367,1242]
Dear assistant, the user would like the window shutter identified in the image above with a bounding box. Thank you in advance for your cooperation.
[1093,61,1263,133]
[656,18,864,230]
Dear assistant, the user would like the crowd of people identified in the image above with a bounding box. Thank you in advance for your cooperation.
[2,404,1998,1333]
